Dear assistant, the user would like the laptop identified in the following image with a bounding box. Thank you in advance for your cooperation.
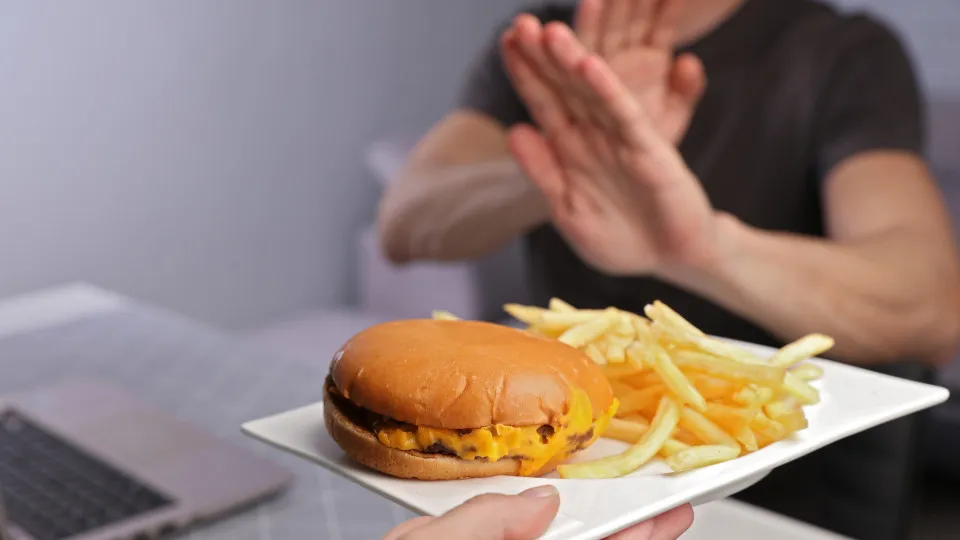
[0,377,292,540]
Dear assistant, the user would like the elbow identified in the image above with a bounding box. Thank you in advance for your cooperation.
[894,282,960,366]
[376,201,415,265]
[926,287,960,366]
[380,235,412,266]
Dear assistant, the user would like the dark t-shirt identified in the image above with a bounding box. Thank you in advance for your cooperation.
[459,0,924,350]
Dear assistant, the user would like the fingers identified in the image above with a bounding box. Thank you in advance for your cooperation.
[501,22,570,134]
[626,0,659,46]
[574,0,603,52]
[669,53,706,108]
[650,504,695,540]
[580,54,652,147]
[512,16,591,126]
[598,0,634,55]
[543,22,654,148]
[649,0,684,48]
[604,504,694,540]
[399,486,561,540]
[543,23,617,134]
[508,124,568,206]
[383,517,434,540]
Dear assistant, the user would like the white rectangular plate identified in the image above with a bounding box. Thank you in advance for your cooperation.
[242,341,948,540]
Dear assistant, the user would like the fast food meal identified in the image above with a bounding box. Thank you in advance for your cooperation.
[323,319,618,480]
[494,299,834,478]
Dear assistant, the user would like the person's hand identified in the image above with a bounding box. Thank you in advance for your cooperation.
[383,485,693,540]
[500,17,722,276]
[513,0,705,145]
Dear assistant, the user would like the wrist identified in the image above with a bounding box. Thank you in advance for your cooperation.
[652,212,751,290]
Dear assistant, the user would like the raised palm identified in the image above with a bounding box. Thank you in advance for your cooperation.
[500,8,718,276]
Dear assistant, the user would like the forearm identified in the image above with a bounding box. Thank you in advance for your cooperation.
[659,214,960,365]
[378,159,549,263]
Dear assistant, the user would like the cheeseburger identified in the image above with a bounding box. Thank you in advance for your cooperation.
[323,319,618,480]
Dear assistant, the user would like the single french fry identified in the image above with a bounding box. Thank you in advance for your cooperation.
[751,413,789,448]
[769,334,835,368]
[686,374,739,400]
[667,445,740,473]
[549,297,577,312]
[646,301,704,338]
[616,385,665,416]
[764,400,809,433]
[537,311,609,333]
[503,304,545,325]
[631,315,652,339]
[621,414,650,426]
[602,418,649,443]
[603,418,687,458]
[753,385,776,406]
[431,310,461,321]
[731,386,759,408]
[660,439,691,458]
[609,313,633,337]
[584,343,608,365]
[671,427,702,446]
[672,351,786,387]
[704,403,758,433]
[790,363,825,382]
[605,341,627,364]
[625,339,647,369]
[558,310,617,348]
[734,425,759,452]
[781,372,820,405]
[635,342,707,412]
[601,363,646,380]
[622,371,662,390]
[679,407,740,449]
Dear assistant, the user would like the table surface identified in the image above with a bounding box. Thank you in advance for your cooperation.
[0,284,849,540]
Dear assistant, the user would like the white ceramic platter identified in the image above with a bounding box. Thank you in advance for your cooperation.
[242,340,948,540]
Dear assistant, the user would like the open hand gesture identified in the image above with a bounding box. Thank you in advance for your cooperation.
[501,13,721,276]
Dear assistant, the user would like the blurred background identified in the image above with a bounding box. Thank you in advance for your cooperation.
[0,0,956,332]
[1,1,958,539]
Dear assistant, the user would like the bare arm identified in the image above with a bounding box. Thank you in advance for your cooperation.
[377,111,548,263]
[661,152,960,365]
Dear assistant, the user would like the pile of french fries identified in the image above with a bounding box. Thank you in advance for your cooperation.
[484,298,833,478]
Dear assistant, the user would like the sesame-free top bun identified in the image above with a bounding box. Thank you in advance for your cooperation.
[328,319,614,429]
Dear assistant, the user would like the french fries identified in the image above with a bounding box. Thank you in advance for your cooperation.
[493,298,831,477]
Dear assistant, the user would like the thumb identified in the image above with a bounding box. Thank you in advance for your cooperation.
[399,485,561,540]
[669,53,707,108]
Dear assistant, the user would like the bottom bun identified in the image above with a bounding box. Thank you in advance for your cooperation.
[323,385,524,480]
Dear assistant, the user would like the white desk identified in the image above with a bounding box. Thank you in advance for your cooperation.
[0,284,849,539]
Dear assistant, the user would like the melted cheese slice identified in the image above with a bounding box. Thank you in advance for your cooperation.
[377,389,618,476]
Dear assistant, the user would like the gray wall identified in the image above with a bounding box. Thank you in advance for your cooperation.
[0,1,956,329]
[0,0,528,328]
[833,0,959,94]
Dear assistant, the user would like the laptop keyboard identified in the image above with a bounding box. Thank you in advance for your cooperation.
[0,409,172,540]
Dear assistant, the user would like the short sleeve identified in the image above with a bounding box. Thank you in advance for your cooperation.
[815,18,925,178]
[457,24,530,128]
